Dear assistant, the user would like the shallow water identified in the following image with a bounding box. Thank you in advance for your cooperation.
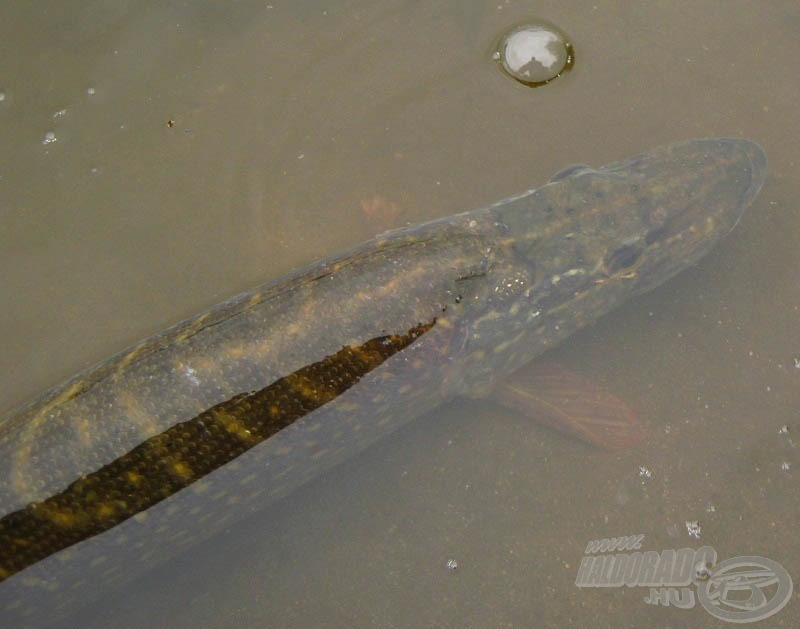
[1,1,797,626]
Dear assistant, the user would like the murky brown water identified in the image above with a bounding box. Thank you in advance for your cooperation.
[1,1,797,626]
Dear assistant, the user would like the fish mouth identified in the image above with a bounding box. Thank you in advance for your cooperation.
[715,138,767,236]
[631,138,766,296]
[737,138,768,212]
[664,138,767,241]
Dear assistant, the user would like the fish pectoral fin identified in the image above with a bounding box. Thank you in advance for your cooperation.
[493,362,645,450]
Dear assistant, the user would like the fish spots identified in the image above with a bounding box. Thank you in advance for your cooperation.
[436,317,453,331]
[94,502,120,520]
[169,460,194,481]
[75,417,94,448]
[224,344,246,359]
[124,470,143,486]
[39,505,79,529]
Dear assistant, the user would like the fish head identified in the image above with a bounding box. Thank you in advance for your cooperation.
[589,137,766,296]
[496,138,766,329]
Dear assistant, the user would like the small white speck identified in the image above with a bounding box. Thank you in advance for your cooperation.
[638,465,652,480]
[695,561,712,581]
[52,108,67,119]
[183,364,201,386]
[446,558,458,571]
[778,425,789,435]
[42,131,57,144]
[86,87,96,95]
[685,520,701,539]
[780,461,791,472]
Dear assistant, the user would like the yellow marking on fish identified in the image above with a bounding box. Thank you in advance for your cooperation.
[493,339,514,354]
[225,344,245,358]
[10,442,35,498]
[124,470,143,486]
[95,502,119,520]
[287,376,319,401]
[117,343,146,371]
[216,412,255,443]
[119,392,160,440]
[276,321,298,338]
[75,417,94,448]
[51,379,89,408]
[45,507,78,529]
[170,460,193,481]
[437,317,453,330]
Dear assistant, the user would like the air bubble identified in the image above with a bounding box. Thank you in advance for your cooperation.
[494,20,574,87]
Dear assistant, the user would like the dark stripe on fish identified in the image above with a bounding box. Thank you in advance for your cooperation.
[0,320,435,581]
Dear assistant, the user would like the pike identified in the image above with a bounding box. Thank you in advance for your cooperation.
[0,138,766,624]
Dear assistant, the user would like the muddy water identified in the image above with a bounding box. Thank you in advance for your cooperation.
[1,1,797,626]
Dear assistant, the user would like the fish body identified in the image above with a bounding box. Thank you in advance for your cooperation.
[0,138,766,624]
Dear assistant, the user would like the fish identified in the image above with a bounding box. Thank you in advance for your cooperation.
[0,138,766,624]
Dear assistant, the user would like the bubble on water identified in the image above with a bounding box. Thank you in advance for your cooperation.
[0,90,5,102]
[42,131,57,145]
[445,558,458,571]
[494,20,574,87]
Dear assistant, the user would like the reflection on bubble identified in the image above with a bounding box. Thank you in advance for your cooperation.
[493,20,574,88]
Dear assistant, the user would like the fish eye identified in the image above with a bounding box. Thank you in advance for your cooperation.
[605,244,643,275]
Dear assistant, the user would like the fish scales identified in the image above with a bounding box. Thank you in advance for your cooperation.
[0,138,766,624]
